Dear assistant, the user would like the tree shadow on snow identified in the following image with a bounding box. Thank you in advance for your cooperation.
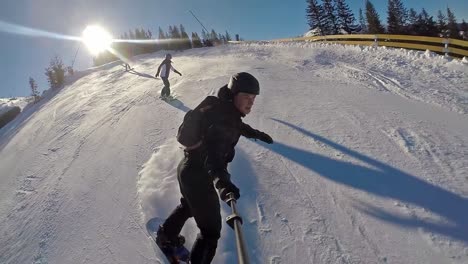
[259,118,468,243]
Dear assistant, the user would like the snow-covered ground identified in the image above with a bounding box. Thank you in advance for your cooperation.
[0,43,467,264]
[0,97,31,115]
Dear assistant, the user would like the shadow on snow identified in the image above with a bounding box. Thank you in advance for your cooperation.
[261,118,468,243]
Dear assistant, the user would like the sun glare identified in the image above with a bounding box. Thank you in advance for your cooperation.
[82,25,112,55]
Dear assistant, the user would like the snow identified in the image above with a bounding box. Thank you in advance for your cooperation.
[0,97,30,115]
[1,43,467,264]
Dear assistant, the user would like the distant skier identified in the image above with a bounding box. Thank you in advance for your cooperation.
[124,63,132,71]
[155,53,182,98]
[156,72,273,263]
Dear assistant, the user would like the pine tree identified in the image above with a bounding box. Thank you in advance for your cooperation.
[129,29,135,39]
[334,0,356,34]
[359,8,367,33]
[144,28,150,39]
[179,24,191,50]
[29,77,40,102]
[461,20,468,40]
[172,25,181,39]
[169,25,181,50]
[52,56,65,88]
[135,28,142,39]
[191,32,203,48]
[45,56,65,89]
[322,0,339,34]
[437,10,448,37]
[415,9,437,37]
[158,27,168,51]
[158,27,166,39]
[168,26,173,38]
[387,0,407,34]
[210,29,220,45]
[407,8,418,35]
[365,0,385,34]
[201,29,208,41]
[225,31,232,41]
[201,29,212,46]
[145,29,157,53]
[306,0,326,35]
[387,0,397,33]
[191,32,197,47]
[446,7,459,39]
[133,28,143,54]
[210,29,218,40]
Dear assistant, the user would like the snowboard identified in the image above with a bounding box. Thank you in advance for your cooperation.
[160,94,178,102]
[146,217,190,264]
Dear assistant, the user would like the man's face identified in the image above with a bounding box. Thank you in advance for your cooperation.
[234,92,256,115]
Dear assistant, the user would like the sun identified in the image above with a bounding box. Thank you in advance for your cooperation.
[82,25,113,55]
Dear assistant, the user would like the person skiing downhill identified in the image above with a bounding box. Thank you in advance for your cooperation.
[155,53,182,98]
[156,72,274,263]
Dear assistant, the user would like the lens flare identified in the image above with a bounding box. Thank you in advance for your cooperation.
[0,20,80,41]
[1,20,182,60]
[82,25,113,55]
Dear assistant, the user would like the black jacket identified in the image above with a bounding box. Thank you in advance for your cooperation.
[189,86,261,183]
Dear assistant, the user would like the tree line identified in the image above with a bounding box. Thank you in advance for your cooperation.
[93,25,237,66]
[307,0,468,39]
[28,55,69,104]
[28,2,467,101]
[28,25,237,101]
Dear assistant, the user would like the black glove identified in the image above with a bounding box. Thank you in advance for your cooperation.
[257,131,273,144]
[211,171,240,202]
[217,180,240,202]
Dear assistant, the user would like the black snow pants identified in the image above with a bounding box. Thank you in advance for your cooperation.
[161,77,171,97]
[161,151,222,264]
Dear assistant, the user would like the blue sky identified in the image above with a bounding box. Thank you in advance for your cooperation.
[1,0,467,98]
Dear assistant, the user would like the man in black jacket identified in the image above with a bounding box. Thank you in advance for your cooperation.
[155,53,182,98]
[157,72,273,263]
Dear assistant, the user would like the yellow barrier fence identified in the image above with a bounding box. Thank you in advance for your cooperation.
[269,34,468,58]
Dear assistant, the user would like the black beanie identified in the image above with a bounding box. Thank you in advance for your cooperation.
[228,72,260,95]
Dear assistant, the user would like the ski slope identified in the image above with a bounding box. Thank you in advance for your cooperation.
[0,43,467,264]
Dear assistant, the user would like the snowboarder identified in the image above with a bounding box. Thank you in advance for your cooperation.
[124,63,132,71]
[156,72,273,263]
[155,53,182,98]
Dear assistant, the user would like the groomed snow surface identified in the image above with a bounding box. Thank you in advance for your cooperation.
[1,42,467,264]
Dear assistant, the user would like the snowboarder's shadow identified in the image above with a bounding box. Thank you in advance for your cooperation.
[162,99,191,113]
[223,148,262,263]
[125,68,157,79]
[261,118,468,243]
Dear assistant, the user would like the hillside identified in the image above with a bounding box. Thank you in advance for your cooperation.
[1,43,467,264]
